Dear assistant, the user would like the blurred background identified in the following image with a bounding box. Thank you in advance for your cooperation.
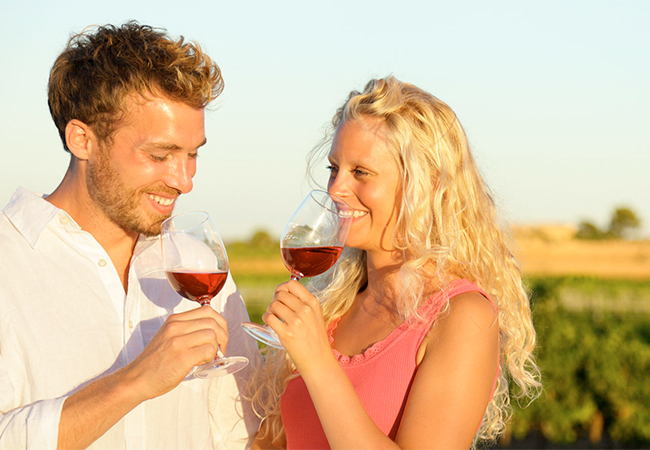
[1,1,648,447]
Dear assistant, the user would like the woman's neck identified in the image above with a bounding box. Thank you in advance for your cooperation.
[357,249,404,318]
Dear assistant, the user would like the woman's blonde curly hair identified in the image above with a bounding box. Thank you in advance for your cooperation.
[252,76,541,448]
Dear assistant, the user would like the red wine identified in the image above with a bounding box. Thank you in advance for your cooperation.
[166,270,228,302]
[280,246,343,278]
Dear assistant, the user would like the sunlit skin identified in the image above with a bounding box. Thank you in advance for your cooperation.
[257,115,499,450]
[325,117,408,351]
[44,95,234,450]
[326,117,402,260]
[47,94,206,287]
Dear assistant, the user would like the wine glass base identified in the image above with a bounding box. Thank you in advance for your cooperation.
[241,322,285,349]
[194,356,249,378]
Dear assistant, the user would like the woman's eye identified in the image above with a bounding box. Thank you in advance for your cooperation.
[326,165,338,174]
[353,169,368,176]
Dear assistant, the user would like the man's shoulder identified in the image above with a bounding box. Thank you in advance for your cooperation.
[1,187,61,249]
[0,210,24,246]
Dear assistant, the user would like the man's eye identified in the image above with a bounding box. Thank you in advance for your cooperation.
[353,169,368,176]
[326,165,338,174]
[189,152,199,160]
[150,154,167,162]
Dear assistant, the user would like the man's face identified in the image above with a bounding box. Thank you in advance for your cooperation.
[86,94,206,236]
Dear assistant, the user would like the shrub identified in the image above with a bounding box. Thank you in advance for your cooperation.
[507,277,650,446]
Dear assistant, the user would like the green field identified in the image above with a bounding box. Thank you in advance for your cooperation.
[227,242,650,448]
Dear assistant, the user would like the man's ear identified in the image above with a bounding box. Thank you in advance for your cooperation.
[65,120,96,160]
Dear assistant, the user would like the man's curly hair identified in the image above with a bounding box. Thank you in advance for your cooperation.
[48,21,223,151]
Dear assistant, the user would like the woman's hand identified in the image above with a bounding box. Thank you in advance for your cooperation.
[262,280,334,375]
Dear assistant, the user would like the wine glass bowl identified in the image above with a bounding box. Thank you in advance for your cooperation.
[241,190,352,349]
[280,190,350,279]
[161,211,249,378]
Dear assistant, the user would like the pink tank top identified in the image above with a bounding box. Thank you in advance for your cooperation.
[280,279,495,449]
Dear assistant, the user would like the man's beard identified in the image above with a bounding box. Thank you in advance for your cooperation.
[87,147,177,237]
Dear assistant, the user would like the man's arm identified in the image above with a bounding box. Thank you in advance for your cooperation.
[57,305,229,450]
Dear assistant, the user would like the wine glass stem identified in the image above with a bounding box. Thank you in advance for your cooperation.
[195,295,223,358]
[197,296,212,307]
[290,275,302,282]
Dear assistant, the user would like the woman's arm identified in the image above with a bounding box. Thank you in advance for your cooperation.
[395,292,499,449]
[265,282,498,450]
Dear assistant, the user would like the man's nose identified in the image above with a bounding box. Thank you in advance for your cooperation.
[166,157,195,194]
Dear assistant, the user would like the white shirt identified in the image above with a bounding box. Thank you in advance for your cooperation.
[0,187,261,450]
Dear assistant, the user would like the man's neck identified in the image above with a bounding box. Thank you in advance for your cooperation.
[47,168,138,291]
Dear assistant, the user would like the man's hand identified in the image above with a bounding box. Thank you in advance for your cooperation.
[57,305,229,449]
[125,305,230,399]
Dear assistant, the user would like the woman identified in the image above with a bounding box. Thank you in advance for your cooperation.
[252,76,541,449]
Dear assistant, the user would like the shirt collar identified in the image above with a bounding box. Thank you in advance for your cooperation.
[2,187,66,249]
[4,186,162,256]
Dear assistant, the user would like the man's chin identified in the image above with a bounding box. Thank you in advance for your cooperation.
[122,211,172,237]
[140,226,163,237]
[141,216,171,237]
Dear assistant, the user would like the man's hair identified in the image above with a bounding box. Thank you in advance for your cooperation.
[48,21,223,152]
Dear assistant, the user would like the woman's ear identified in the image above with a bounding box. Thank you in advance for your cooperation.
[65,119,96,160]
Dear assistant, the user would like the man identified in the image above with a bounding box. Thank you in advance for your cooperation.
[0,22,260,449]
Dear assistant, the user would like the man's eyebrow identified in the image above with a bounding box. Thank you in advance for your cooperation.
[145,138,207,151]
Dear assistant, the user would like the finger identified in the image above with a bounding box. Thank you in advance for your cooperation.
[167,304,228,327]
[166,307,229,338]
[162,315,228,338]
[269,289,303,313]
[176,337,220,366]
[282,281,322,312]
[275,279,311,298]
[274,280,294,294]
[173,327,230,364]
[161,315,230,357]
[263,312,292,340]
[267,298,299,324]
[273,288,322,323]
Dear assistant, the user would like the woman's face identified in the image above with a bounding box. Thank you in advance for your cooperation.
[327,116,401,253]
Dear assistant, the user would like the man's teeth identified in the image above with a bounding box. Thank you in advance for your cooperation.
[352,210,367,218]
[149,194,174,206]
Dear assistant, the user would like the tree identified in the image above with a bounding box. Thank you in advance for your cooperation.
[608,207,641,239]
[576,221,604,240]
[575,206,642,241]
[249,229,275,249]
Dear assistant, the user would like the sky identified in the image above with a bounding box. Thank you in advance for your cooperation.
[0,0,648,241]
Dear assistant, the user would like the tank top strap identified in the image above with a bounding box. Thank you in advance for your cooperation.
[412,278,495,350]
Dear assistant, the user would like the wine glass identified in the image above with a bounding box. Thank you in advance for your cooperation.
[241,190,352,349]
[161,211,249,378]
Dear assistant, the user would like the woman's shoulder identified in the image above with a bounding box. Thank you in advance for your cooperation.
[416,281,498,363]
[444,289,498,331]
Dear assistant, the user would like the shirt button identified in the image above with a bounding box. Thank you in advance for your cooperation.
[129,320,134,329]
[98,259,107,267]
[60,215,70,225]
